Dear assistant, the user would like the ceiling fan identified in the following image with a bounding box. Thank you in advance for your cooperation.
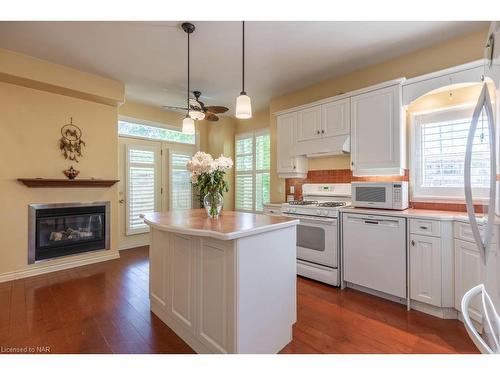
[162,90,229,122]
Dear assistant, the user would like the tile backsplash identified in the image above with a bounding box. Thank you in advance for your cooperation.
[285,169,408,201]
[284,169,485,213]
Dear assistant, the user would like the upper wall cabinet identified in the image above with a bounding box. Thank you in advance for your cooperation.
[294,98,350,157]
[351,84,405,176]
[276,113,308,179]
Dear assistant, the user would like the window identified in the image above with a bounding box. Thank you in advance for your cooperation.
[118,119,195,144]
[170,152,193,210]
[125,144,161,234]
[235,130,270,212]
[412,105,490,201]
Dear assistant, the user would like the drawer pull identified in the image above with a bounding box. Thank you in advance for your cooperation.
[419,226,428,230]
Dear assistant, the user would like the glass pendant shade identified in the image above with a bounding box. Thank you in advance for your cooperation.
[189,110,205,121]
[235,93,252,119]
[182,116,195,135]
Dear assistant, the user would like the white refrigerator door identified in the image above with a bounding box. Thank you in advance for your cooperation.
[462,22,500,353]
[464,83,496,263]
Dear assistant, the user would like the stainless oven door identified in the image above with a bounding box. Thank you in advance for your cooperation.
[288,215,337,268]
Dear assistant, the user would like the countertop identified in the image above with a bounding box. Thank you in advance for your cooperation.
[143,209,299,241]
[340,207,491,223]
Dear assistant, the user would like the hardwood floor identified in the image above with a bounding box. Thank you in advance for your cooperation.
[0,246,478,354]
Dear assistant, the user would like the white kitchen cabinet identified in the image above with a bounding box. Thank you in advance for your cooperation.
[351,84,405,176]
[454,239,483,322]
[454,221,500,323]
[293,99,350,156]
[276,112,308,178]
[296,106,322,143]
[322,98,350,138]
[410,234,442,306]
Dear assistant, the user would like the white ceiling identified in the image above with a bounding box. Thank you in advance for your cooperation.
[0,21,488,116]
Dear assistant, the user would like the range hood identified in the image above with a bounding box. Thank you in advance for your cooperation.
[306,134,350,158]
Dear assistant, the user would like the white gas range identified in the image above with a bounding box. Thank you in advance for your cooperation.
[281,183,351,286]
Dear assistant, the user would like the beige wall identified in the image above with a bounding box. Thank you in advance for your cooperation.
[0,48,124,277]
[235,109,270,135]
[268,28,489,202]
[204,116,237,210]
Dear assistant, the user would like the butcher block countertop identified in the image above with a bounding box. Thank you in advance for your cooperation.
[143,209,299,241]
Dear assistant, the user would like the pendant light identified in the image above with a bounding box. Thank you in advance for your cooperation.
[235,21,252,119]
[182,22,196,135]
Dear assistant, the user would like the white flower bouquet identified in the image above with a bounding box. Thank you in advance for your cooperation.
[186,151,233,218]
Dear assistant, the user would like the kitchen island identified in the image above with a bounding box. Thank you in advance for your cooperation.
[143,209,299,354]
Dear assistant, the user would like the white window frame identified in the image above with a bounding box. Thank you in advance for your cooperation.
[125,143,162,235]
[235,129,270,213]
[410,103,490,203]
[119,115,200,147]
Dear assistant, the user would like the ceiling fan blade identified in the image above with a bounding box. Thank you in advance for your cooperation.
[161,105,188,111]
[205,106,229,114]
[205,113,219,121]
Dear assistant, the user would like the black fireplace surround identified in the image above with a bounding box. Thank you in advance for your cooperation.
[28,202,110,263]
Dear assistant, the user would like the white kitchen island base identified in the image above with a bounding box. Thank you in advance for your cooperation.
[145,210,298,354]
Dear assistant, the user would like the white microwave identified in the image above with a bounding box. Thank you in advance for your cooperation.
[351,182,409,210]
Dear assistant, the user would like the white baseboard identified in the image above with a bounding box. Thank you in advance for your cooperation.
[118,241,149,251]
[410,300,458,319]
[345,282,407,306]
[0,250,120,283]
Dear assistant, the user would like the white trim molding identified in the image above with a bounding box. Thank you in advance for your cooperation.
[0,250,120,283]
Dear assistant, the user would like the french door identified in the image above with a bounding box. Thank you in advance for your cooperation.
[119,137,196,239]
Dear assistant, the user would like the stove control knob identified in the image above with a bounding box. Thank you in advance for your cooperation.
[317,209,322,215]
[322,210,328,216]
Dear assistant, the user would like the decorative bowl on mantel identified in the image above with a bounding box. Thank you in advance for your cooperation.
[63,166,80,180]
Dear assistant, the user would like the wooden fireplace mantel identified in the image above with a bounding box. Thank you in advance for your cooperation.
[18,178,119,188]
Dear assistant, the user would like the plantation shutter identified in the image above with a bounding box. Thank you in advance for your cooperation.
[170,152,193,210]
[126,144,161,235]
[235,130,270,212]
[235,135,254,211]
[255,132,271,212]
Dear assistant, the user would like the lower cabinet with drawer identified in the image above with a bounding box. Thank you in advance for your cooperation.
[409,219,455,317]
[453,221,499,323]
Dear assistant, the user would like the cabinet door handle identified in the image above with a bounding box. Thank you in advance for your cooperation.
[316,130,320,135]
[293,165,296,169]
[321,130,325,134]
[411,240,415,246]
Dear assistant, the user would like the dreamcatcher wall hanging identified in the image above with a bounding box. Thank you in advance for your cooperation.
[59,117,85,162]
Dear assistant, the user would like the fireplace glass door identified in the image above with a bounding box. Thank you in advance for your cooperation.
[29,203,109,263]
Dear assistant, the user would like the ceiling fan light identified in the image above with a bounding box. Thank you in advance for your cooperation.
[235,93,252,119]
[189,110,205,121]
[182,116,195,135]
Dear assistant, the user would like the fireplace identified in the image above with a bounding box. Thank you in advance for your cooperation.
[28,202,110,264]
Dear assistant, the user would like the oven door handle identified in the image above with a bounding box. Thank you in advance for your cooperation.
[282,213,337,224]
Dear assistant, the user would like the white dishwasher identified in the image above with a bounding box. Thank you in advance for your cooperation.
[343,213,406,298]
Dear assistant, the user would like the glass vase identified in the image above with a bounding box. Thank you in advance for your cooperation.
[203,192,223,219]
